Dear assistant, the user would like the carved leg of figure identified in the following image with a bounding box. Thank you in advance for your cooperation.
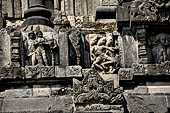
[42,52,48,66]
[93,64,104,71]
[102,55,115,67]
[92,56,103,71]
[31,53,36,65]
[167,48,170,61]
[158,48,164,64]
[36,49,44,65]
[152,47,158,63]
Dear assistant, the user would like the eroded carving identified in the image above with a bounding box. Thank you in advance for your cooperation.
[73,69,124,111]
[130,0,158,21]
[102,0,118,6]
[90,33,120,74]
[24,66,55,78]
[148,33,170,64]
[130,0,170,21]
[24,28,58,66]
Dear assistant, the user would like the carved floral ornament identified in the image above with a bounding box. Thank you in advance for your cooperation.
[130,0,170,21]
[73,70,124,111]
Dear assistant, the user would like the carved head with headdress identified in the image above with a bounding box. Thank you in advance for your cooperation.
[28,31,36,40]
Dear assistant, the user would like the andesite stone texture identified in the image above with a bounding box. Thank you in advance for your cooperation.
[1,0,170,113]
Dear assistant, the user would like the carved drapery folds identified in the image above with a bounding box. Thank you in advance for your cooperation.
[90,33,120,74]
[23,28,59,66]
[73,69,124,112]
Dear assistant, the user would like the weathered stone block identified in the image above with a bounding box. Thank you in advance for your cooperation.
[14,0,22,18]
[147,86,170,94]
[66,66,82,77]
[2,98,49,112]
[0,30,11,67]
[58,32,69,67]
[121,35,138,68]
[134,86,148,94]
[33,88,50,97]
[0,97,3,112]
[0,66,23,79]
[118,68,133,80]
[132,62,170,76]
[55,66,66,78]
[125,95,168,113]
[48,96,73,113]
[167,96,170,109]
[117,2,130,22]
[1,89,32,98]
[100,74,119,88]
[7,0,13,18]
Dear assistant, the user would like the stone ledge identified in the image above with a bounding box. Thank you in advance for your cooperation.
[0,66,83,81]
[0,96,73,113]
[0,87,73,98]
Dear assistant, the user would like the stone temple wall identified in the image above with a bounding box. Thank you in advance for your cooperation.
[0,0,170,113]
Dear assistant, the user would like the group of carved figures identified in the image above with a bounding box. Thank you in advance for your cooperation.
[90,33,119,74]
[24,30,58,66]
[130,0,170,21]
[148,33,170,64]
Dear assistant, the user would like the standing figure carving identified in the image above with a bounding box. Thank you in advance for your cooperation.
[34,31,49,66]
[25,31,37,65]
[24,30,51,66]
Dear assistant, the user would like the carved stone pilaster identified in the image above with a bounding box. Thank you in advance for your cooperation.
[10,30,22,67]
[136,29,148,64]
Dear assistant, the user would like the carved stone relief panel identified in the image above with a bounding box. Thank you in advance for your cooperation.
[22,30,59,66]
[68,29,91,68]
[130,0,158,21]
[147,33,170,64]
[73,69,124,112]
[89,33,120,74]
[132,62,170,76]
[24,66,55,78]
[130,0,170,22]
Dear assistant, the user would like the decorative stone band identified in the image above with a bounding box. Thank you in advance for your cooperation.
[0,66,82,81]
[132,62,170,76]
[119,61,170,80]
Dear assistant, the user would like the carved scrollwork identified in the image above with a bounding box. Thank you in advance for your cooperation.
[24,66,55,78]
[73,69,124,111]
[130,0,158,21]
[130,0,170,21]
